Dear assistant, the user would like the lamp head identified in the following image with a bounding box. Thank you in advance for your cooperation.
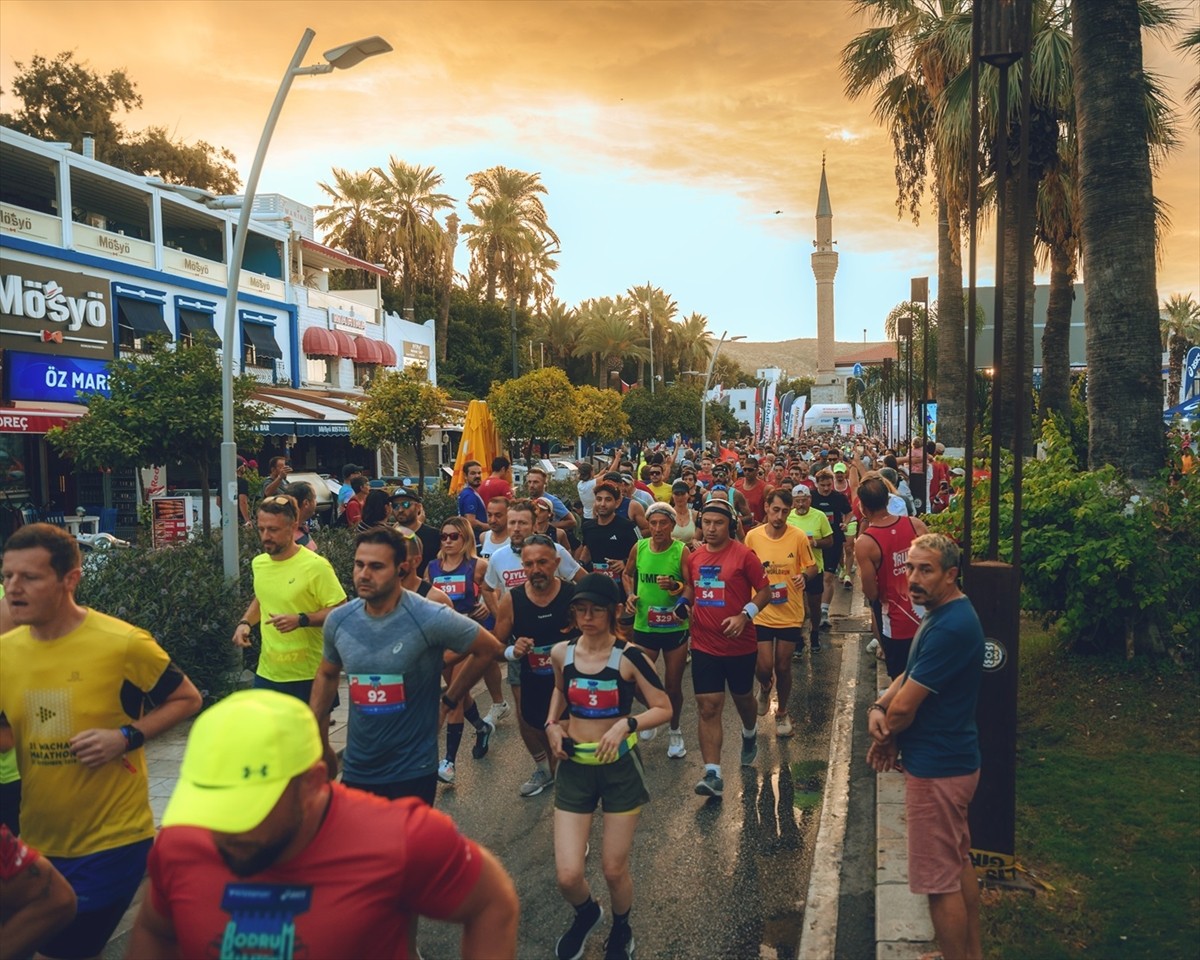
[324,36,393,70]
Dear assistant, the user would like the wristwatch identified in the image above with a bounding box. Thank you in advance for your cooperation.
[119,724,146,752]
[297,612,310,627]
[626,716,638,733]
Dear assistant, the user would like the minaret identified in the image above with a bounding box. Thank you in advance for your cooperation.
[811,155,840,395]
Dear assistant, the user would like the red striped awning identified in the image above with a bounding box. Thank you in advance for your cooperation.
[378,341,398,366]
[331,330,357,358]
[354,336,384,365]
[301,326,339,358]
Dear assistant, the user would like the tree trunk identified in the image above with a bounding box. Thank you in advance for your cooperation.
[437,214,459,363]
[935,190,966,447]
[413,431,426,494]
[1167,332,1185,406]
[999,170,1037,454]
[1039,243,1076,424]
[1073,0,1164,477]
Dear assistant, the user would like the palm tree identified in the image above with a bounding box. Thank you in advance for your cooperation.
[842,0,972,447]
[1178,24,1200,130]
[627,283,678,387]
[462,166,559,304]
[536,298,581,367]
[515,236,560,316]
[372,158,455,316]
[314,167,384,286]
[675,312,714,377]
[1035,133,1078,423]
[435,212,459,363]
[1161,293,1200,406]
[573,298,649,389]
[1073,0,1172,476]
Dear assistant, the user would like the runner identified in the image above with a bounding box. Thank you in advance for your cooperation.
[744,489,818,735]
[577,481,639,587]
[689,499,771,799]
[623,502,692,759]
[545,574,672,960]
[669,479,700,547]
[427,517,500,785]
[0,524,202,960]
[787,486,834,650]
[810,469,852,633]
[311,526,504,806]
[457,460,490,536]
[479,496,512,561]
[0,824,78,958]
[492,536,581,798]
[128,690,519,959]
[733,456,768,528]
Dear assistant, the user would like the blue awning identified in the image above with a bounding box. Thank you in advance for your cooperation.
[1163,395,1199,423]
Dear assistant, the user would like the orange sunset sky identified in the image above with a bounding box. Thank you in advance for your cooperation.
[2,0,1197,345]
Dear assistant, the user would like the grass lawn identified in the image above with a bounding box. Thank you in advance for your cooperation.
[982,627,1200,959]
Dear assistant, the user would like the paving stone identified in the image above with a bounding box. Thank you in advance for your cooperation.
[876,882,934,943]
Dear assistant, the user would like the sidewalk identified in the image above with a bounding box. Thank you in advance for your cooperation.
[873,658,940,960]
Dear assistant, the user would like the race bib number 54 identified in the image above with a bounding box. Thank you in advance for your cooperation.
[349,673,406,714]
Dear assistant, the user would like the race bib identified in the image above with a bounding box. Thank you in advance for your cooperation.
[593,561,609,576]
[502,567,528,589]
[434,574,467,600]
[647,605,677,627]
[349,673,406,714]
[528,643,555,676]
[695,579,726,607]
[769,582,788,605]
[568,677,621,718]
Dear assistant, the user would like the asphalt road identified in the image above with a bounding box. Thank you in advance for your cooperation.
[419,639,844,960]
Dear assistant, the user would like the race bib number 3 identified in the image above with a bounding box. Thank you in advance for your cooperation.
[568,678,621,718]
[349,673,406,714]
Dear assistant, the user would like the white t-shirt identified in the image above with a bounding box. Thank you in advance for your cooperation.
[478,532,510,560]
[578,478,596,520]
[483,543,581,595]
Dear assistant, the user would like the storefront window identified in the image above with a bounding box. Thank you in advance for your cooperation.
[353,363,376,387]
[306,357,331,384]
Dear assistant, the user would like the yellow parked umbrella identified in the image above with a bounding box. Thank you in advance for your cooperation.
[450,400,503,495]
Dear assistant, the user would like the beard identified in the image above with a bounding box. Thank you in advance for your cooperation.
[217,830,294,878]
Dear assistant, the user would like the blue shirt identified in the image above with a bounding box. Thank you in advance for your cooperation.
[535,491,569,521]
[897,596,985,778]
[457,485,488,524]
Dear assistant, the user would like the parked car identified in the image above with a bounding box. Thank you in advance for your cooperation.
[281,472,340,524]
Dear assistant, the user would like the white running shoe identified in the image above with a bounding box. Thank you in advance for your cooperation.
[866,638,880,653]
[776,716,794,737]
[667,730,687,758]
[639,725,658,741]
[485,701,512,724]
[437,759,455,784]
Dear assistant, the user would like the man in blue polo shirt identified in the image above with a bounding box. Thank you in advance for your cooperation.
[457,460,489,536]
[866,533,985,960]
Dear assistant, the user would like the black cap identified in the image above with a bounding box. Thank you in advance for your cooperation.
[389,486,422,503]
[342,463,365,479]
[572,573,621,606]
[671,479,690,493]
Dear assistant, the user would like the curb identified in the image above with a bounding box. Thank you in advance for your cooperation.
[796,630,860,959]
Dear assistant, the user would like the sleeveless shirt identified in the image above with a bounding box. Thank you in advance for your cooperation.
[512,582,578,677]
[632,539,687,633]
[562,640,637,720]
[861,516,924,640]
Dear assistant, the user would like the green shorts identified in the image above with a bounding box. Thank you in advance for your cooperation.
[555,748,650,814]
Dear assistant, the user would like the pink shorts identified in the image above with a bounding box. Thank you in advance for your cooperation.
[904,769,980,894]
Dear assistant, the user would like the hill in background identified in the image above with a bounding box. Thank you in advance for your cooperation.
[720,338,892,380]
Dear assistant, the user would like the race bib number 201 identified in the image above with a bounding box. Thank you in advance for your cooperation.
[349,673,406,714]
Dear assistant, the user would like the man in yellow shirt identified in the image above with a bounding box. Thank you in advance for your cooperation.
[0,523,201,959]
[745,490,818,735]
[646,463,673,502]
[232,494,346,702]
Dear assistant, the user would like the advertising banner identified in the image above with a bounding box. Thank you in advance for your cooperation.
[0,258,113,357]
[150,496,193,547]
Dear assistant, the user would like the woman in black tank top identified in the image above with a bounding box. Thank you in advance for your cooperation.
[542,574,672,960]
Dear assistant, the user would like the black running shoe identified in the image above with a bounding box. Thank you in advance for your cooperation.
[556,901,604,960]
[472,718,494,759]
[604,923,635,960]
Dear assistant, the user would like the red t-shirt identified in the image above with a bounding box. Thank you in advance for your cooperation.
[344,497,364,527]
[478,476,514,506]
[149,784,482,959]
[0,824,38,881]
[689,540,769,656]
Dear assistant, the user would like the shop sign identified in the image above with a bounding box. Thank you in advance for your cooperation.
[0,411,81,434]
[403,341,430,362]
[150,495,193,547]
[0,258,114,357]
[331,310,367,333]
[4,350,112,404]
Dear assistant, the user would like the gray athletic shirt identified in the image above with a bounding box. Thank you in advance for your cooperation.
[323,591,479,783]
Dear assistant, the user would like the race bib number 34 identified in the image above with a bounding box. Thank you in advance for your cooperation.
[349,673,406,714]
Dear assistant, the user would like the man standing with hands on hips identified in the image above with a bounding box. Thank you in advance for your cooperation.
[866,533,985,960]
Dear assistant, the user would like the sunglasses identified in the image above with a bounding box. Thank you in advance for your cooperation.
[440,531,462,541]
[262,495,293,506]
[521,533,557,549]
[393,500,414,510]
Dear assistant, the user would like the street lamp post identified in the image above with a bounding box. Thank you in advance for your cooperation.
[220,29,391,580]
[700,332,745,448]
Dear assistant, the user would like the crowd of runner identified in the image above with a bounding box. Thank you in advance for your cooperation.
[0,431,968,960]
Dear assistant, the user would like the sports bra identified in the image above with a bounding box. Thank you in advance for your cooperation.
[562,640,637,720]
[672,508,697,543]
[427,557,478,614]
